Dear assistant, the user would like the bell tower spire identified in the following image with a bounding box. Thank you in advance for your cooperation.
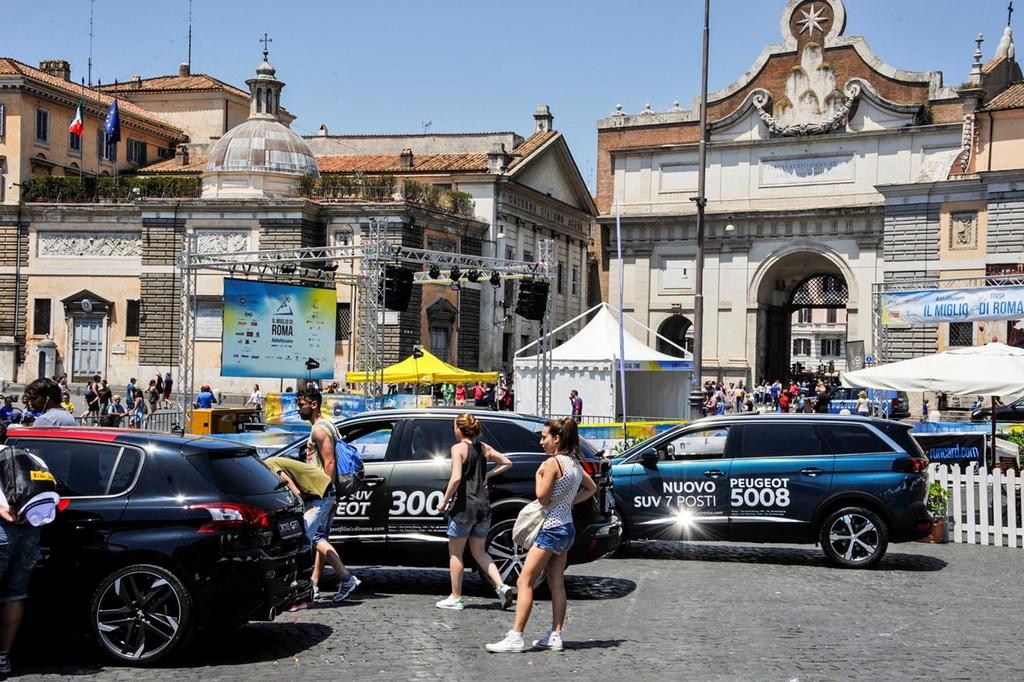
[247,33,284,121]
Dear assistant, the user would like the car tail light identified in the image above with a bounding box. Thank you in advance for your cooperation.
[581,459,599,477]
[892,457,928,474]
[189,502,271,533]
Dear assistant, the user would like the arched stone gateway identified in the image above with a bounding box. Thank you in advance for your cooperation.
[750,249,854,383]
[657,314,693,357]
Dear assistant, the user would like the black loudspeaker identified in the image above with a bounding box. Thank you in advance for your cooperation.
[380,265,414,312]
[515,279,549,321]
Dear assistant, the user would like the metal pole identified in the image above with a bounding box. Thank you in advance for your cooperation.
[12,198,22,383]
[690,0,710,420]
[615,199,627,439]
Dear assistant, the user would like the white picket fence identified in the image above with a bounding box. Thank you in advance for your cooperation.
[931,464,1023,548]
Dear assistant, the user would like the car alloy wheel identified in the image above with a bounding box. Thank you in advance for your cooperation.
[485,518,545,588]
[819,506,889,568]
[829,513,879,562]
[91,564,193,665]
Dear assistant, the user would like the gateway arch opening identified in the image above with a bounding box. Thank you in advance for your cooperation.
[756,254,849,384]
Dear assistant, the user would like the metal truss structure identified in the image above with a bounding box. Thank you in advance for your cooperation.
[536,238,554,417]
[176,222,550,428]
[872,273,1024,364]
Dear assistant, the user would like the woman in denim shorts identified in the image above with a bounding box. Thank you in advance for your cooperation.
[486,417,597,653]
[434,414,512,611]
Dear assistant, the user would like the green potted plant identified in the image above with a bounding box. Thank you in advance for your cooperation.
[921,480,951,543]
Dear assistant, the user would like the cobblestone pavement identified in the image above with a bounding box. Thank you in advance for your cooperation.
[17,541,1024,680]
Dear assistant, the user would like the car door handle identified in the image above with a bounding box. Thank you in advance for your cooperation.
[363,475,385,488]
[800,467,825,477]
[703,469,726,479]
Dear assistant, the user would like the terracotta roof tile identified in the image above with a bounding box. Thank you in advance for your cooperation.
[507,130,557,167]
[97,73,249,100]
[137,130,562,176]
[139,154,208,174]
[317,153,489,173]
[0,57,183,135]
[983,82,1024,111]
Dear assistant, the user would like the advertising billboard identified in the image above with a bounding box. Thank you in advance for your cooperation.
[221,279,336,379]
[882,285,1024,327]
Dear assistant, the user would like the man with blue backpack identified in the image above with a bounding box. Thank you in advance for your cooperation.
[297,388,362,603]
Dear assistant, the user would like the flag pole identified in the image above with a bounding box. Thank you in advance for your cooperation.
[95,79,102,200]
[112,82,119,202]
[78,79,84,181]
[615,198,627,443]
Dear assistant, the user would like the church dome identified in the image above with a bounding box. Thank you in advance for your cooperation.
[205,118,318,177]
[201,50,318,199]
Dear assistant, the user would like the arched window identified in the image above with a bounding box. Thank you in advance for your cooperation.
[266,89,274,115]
[657,314,693,356]
[256,88,263,113]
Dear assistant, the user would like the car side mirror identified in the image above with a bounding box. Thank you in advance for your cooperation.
[639,447,659,467]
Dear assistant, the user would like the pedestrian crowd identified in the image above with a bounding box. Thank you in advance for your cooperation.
[0,371,181,431]
[701,378,848,416]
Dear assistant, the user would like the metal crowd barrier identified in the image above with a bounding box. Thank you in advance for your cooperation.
[73,406,183,433]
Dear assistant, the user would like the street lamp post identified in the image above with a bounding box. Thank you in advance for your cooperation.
[690,0,711,420]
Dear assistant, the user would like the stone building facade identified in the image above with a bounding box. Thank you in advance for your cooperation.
[0,58,185,203]
[0,56,488,391]
[877,27,1024,360]
[593,0,984,384]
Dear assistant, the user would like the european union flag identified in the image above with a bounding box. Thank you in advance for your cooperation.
[103,99,120,143]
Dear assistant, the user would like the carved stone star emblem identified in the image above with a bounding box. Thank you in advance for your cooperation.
[797,3,830,35]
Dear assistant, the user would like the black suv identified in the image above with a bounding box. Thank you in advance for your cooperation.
[6,427,312,665]
[266,409,621,583]
[612,415,933,568]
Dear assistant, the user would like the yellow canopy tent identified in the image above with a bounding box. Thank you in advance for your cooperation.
[346,349,499,385]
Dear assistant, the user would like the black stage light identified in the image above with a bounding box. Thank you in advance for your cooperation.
[489,271,501,287]
[466,269,480,283]
[429,264,441,279]
[449,266,461,282]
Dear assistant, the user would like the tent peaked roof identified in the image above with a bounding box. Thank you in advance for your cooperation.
[346,348,498,385]
[521,303,691,363]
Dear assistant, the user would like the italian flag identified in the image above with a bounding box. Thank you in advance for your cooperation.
[68,100,84,136]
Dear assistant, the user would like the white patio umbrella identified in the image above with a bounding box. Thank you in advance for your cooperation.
[842,343,1024,464]
[842,343,1024,402]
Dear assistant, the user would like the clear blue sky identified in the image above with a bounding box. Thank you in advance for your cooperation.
[5,0,1016,192]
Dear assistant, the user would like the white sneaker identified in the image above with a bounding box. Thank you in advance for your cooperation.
[532,630,564,652]
[497,583,514,610]
[435,594,464,610]
[312,584,322,602]
[486,630,527,653]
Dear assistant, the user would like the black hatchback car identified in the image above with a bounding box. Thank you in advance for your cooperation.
[5,427,312,665]
[266,409,621,584]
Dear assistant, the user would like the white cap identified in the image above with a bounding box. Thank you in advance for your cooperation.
[20,491,59,527]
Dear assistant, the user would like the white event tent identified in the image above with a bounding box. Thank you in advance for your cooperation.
[514,303,693,420]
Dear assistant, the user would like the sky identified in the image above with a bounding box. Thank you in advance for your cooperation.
[4,0,1017,192]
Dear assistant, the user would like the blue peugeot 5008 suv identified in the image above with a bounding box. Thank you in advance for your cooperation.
[612,414,933,568]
